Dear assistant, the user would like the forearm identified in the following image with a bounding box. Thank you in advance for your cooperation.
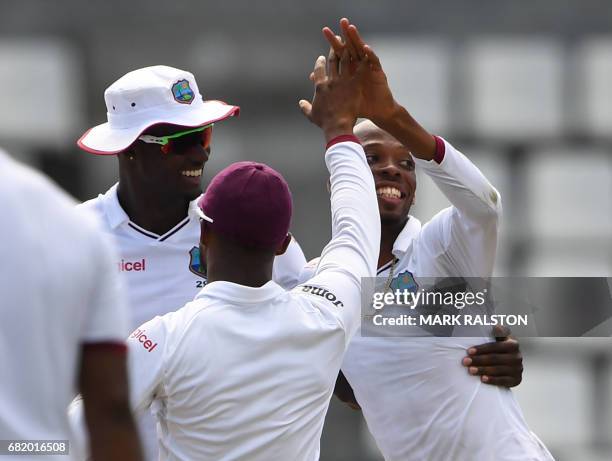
[416,139,502,221]
[375,103,436,161]
[317,139,380,280]
[85,403,143,461]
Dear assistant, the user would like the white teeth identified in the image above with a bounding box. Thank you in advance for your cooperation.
[181,169,203,177]
[376,186,402,199]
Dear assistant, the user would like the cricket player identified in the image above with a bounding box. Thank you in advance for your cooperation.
[75,65,307,459]
[298,20,554,460]
[0,149,142,461]
[70,46,380,460]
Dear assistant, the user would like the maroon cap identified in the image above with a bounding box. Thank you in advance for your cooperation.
[197,161,292,249]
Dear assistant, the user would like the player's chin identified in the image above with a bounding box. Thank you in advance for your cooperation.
[379,208,407,226]
[377,196,404,213]
[180,180,204,200]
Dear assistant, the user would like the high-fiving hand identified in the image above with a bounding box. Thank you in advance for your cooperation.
[299,46,368,142]
[322,18,399,126]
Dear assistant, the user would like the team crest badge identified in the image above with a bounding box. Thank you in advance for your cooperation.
[389,270,418,292]
[188,246,207,278]
[172,79,195,104]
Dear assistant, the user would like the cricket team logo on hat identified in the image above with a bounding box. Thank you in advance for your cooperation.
[188,246,207,278]
[172,79,195,104]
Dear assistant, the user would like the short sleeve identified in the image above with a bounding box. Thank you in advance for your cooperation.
[80,214,130,343]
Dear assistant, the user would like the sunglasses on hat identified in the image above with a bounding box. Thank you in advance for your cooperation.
[138,124,213,154]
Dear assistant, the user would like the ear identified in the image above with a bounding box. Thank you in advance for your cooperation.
[198,241,208,275]
[118,146,136,162]
[200,221,211,246]
[275,233,293,256]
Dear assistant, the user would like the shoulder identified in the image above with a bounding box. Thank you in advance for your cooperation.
[0,154,102,237]
[291,283,346,310]
[76,195,104,214]
[1,153,77,210]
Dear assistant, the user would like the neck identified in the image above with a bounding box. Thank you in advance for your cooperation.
[117,175,191,235]
[378,217,407,268]
[205,242,275,288]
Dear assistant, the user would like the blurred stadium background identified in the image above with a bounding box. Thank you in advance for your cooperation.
[1,1,610,459]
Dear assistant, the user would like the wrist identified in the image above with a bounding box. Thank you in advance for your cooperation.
[375,105,436,161]
[322,120,355,144]
[371,100,404,128]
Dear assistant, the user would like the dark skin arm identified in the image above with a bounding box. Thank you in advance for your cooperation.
[322,18,436,160]
[79,346,143,461]
[321,19,524,409]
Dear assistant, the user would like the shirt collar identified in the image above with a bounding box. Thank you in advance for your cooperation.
[100,184,203,230]
[195,280,286,305]
[100,183,129,229]
[188,194,204,220]
[392,215,422,259]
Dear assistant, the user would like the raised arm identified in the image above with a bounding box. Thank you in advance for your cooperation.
[298,47,380,338]
[326,18,500,277]
[325,19,519,391]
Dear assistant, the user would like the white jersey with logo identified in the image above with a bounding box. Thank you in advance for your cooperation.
[0,151,128,461]
[77,185,306,330]
[77,185,307,460]
[70,139,380,460]
[302,139,553,461]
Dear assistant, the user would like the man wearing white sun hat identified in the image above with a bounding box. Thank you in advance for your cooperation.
[75,65,307,460]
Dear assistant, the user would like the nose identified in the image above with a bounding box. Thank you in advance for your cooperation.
[377,159,401,178]
[185,144,210,163]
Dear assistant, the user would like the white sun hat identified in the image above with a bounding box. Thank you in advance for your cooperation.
[77,65,240,155]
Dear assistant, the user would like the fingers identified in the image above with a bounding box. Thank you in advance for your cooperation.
[340,18,359,61]
[323,27,344,56]
[463,352,522,367]
[467,337,520,356]
[467,365,519,378]
[339,48,350,75]
[462,335,523,389]
[363,45,383,71]
[346,24,367,59]
[313,55,327,84]
[298,100,313,121]
[328,47,339,79]
[493,325,511,340]
[480,376,520,387]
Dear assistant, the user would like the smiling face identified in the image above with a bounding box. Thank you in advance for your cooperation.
[125,123,212,201]
[355,120,416,227]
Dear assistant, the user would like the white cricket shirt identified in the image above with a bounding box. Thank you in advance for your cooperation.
[302,139,553,461]
[0,151,128,461]
[69,139,380,460]
[78,184,307,460]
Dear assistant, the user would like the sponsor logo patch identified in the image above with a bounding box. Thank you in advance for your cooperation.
[117,258,146,272]
[172,79,195,104]
[130,328,158,352]
[300,285,344,308]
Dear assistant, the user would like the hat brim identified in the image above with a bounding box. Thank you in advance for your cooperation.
[77,101,240,155]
